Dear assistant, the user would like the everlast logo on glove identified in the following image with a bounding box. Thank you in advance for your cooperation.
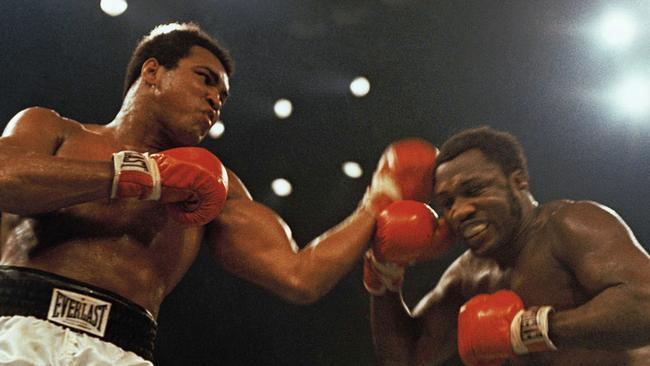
[47,288,112,337]
[120,152,151,171]
[111,150,161,200]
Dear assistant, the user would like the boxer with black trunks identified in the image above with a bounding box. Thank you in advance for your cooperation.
[0,22,438,365]
[364,127,650,365]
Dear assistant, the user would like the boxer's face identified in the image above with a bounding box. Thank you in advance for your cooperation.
[434,149,523,257]
[152,45,230,146]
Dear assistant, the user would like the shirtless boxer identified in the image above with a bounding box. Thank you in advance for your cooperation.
[365,126,650,365]
[0,22,438,365]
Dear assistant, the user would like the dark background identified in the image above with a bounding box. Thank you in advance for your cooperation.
[1,1,649,365]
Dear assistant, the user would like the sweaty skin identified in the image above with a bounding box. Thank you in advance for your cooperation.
[0,46,377,318]
[370,149,650,366]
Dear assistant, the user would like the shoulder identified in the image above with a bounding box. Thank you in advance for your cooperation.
[4,107,83,136]
[546,200,626,238]
[224,168,253,201]
[215,169,273,226]
[545,200,638,261]
[2,107,89,154]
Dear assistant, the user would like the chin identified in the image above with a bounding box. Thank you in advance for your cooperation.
[469,238,499,257]
[179,130,205,146]
[470,245,490,257]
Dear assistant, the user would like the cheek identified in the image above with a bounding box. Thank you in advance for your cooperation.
[485,198,517,229]
[160,78,198,106]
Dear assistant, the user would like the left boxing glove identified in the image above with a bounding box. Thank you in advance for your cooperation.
[362,138,439,215]
[111,147,228,226]
[458,290,557,366]
[364,200,452,295]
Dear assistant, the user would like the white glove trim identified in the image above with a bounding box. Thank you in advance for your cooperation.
[367,250,405,293]
[110,151,161,200]
[511,306,557,355]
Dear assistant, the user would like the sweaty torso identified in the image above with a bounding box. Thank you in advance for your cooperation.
[0,121,204,317]
[457,200,650,366]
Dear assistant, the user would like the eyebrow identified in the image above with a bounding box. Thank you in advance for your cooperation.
[460,177,488,188]
[435,176,489,197]
[197,66,230,98]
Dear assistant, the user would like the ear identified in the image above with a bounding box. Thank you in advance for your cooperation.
[140,57,161,86]
[510,169,529,190]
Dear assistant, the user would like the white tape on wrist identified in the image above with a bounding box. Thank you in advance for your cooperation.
[111,151,161,200]
[368,250,405,293]
[511,306,558,355]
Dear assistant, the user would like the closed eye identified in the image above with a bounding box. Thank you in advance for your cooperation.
[466,186,485,196]
[197,71,215,85]
[435,195,453,211]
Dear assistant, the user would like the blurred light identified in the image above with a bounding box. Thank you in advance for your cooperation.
[271,178,293,197]
[610,74,650,118]
[208,121,225,139]
[342,161,363,178]
[598,9,637,48]
[100,0,128,16]
[350,77,370,97]
[274,99,293,119]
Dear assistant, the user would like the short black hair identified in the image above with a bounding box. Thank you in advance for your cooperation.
[123,22,234,97]
[436,126,528,180]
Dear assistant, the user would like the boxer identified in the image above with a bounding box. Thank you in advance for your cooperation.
[0,22,437,364]
[366,126,650,365]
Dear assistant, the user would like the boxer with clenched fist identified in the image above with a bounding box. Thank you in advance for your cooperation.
[367,127,650,366]
[0,22,440,365]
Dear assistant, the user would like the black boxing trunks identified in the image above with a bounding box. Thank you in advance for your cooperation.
[0,266,157,362]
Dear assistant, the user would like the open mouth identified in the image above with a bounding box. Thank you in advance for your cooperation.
[462,222,487,240]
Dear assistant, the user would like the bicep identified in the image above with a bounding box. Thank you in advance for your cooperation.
[552,201,650,294]
[205,173,299,287]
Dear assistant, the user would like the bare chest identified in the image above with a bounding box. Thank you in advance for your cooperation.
[1,129,205,305]
[43,129,176,245]
[509,239,587,310]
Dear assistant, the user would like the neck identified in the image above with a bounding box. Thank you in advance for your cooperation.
[495,192,540,267]
[105,87,170,152]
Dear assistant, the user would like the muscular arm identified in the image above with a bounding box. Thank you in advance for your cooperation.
[205,170,376,304]
[371,260,466,366]
[549,201,650,349]
[0,107,112,215]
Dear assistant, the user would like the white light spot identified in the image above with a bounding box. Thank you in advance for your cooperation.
[350,76,370,97]
[100,0,128,17]
[598,9,637,48]
[342,161,363,178]
[610,74,650,118]
[208,121,225,139]
[274,99,293,119]
[271,178,293,197]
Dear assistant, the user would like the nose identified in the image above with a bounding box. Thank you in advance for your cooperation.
[449,197,476,224]
[207,94,221,109]
[206,94,222,120]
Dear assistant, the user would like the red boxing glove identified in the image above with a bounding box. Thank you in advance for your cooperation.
[458,290,557,366]
[111,147,229,226]
[363,138,438,215]
[364,200,452,296]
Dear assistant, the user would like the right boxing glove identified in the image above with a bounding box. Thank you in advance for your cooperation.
[458,290,557,366]
[362,138,439,215]
[364,200,453,296]
[111,147,228,226]
[458,290,524,366]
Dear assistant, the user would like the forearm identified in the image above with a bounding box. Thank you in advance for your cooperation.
[0,149,113,214]
[210,200,377,304]
[290,207,376,302]
[371,292,418,365]
[550,284,650,350]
